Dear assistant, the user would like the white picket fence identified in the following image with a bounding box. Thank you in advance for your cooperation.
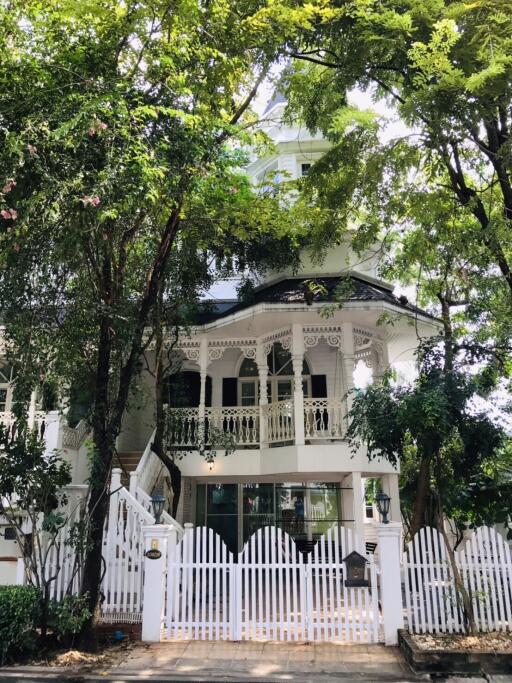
[164,525,380,642]
[404,526,512,634]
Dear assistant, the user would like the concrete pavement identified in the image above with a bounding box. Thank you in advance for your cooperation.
[0,640,510,682]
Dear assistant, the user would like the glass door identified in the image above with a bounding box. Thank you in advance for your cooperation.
[196,483,238,554]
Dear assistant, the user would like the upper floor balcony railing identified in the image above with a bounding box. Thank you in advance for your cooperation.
[168,397,346,450]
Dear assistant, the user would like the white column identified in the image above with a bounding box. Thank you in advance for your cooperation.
[341,322,355,417]
[344,471,365,551]
[198,338,208,446]
[375,338,390,380]
[256,340,268,448]
[292,323,305,446]
[374,522,404,645]
[381,473,401,523]
[141,524,176,642]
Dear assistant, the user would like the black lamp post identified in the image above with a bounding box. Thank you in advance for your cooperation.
[151,494,165,525]
[376,491,391,524]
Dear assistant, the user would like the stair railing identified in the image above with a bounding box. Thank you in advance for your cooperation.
[130,430,184,535]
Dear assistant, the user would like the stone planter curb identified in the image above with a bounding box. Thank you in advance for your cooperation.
[398,629,512,676]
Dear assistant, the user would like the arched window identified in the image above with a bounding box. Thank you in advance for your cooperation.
[238,343,311,406]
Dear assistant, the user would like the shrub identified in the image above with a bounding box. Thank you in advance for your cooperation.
[0,585,40,664]
[48,594,90,644]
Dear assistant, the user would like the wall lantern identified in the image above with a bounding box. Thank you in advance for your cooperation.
[376,491,391,524]
[343,550,369,587]
[151,494,165,525]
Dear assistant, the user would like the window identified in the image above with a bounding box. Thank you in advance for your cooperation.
[238,343,310,405]
[0,365,13,414]
[301,163,312,177]
[3,527,16,541]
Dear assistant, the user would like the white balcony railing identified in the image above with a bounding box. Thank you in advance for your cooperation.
[205,406,259,446]
[262,400,294,444]
[168,398,346,449]
[304,398,345,440]
[0,410,47,439]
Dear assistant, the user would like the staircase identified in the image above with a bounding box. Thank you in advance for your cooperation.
[114,452,143,486]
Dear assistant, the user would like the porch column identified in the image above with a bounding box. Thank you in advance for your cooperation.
[292,323,305,446]
[381,473,401,523]
[198,338,208,446]
[342,472,365,552]
[375,338,390,380]
[256,340,268,448]
[341,321,355,421]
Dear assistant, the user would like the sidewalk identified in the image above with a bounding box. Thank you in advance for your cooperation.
[0,640,505,682]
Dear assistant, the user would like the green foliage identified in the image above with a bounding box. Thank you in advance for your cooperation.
[47,594,91,643]
[285,0,512,374]
[0,586,40,664]
[0,425,71,514]
[348,343,512,535]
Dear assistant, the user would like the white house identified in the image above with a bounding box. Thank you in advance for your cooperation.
[0,98,438,583]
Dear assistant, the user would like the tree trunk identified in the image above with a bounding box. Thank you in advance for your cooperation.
[436,499,476,633]
[79,430,113,648]
[151,285,182,518]
[409,456,430,538]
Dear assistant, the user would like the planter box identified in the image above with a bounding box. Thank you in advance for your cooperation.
[399,629,512,676]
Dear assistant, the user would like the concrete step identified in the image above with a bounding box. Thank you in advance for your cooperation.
[115,452,143,472]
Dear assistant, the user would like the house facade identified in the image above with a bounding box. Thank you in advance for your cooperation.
[0,99,438,582]
[114,99,437,555]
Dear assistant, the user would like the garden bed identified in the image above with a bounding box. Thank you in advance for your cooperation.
[399,629,512,675]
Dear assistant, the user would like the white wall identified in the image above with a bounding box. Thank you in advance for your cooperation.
[0,525,22,585]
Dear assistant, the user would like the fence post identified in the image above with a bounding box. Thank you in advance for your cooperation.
[141,523,173,642]
[374,522,404,645]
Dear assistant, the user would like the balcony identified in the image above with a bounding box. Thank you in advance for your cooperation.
[168,398,346,450]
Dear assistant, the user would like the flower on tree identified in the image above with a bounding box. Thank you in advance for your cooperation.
[1,208,18,220]
[88,120,108,137]
[27,144,38,156]
[80,195,101,207]
[1,180,16,194]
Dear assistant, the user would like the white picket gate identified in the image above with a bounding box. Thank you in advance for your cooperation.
[404,526,512,634]
[164,525,380,642]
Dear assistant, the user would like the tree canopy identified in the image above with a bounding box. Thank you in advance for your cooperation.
[0,0,326,634]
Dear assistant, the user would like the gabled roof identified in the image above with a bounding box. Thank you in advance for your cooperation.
[196,276,436,324]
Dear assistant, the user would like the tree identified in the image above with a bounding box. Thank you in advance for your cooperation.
[0,425,78,638]
[0,0,324,638]
[283,0,512,319]
[347,341,511,632]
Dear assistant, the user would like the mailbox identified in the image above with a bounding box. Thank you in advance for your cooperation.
[343,550,369,587]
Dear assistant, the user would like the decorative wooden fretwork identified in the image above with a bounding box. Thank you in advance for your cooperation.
[353,326,374,350]
[261,327,292,355]
[179,340,201,362]
[303,325,344,349]
[207,338,257,362]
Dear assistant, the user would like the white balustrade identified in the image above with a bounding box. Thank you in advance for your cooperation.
[169,408,199,447]
[304,398,345,440]
[263,399,295,444]
[205,406,259,446]
[167,400,346,448]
